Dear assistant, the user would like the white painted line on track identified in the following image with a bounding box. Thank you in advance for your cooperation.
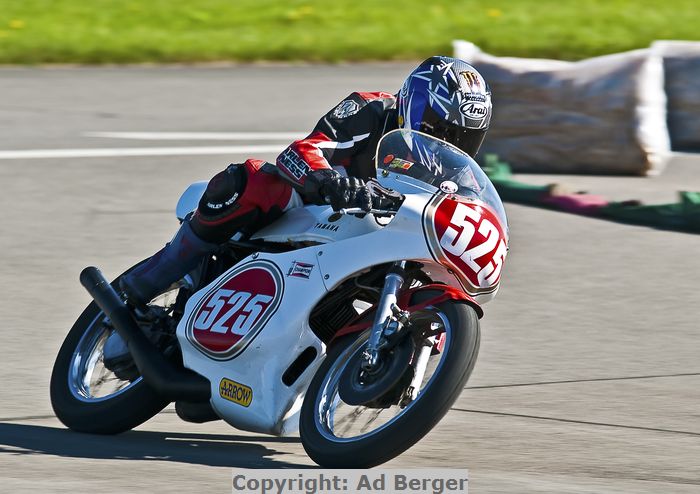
[83,131,306,141]
[0,145,286,160]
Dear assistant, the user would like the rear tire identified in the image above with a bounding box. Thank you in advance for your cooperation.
[299,294,480,467]
[50,264,169,434]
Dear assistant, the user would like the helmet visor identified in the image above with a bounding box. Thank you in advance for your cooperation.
[419,105,487,157]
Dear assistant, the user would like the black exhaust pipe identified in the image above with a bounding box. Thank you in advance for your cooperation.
[80,266,211,402]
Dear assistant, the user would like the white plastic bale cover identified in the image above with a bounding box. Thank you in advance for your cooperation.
[652,40,700,150]
[453,41,670,175]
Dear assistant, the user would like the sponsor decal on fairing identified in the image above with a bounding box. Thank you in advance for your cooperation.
[383,154,414,171]
[287,261,314,279]
[439,180,459,194]
[313,222,339,232]
[219,378,253,407]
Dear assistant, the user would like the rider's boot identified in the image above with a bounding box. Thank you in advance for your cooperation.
[104,220,217,372]
[114,219,226,422]
[119,219,218,308]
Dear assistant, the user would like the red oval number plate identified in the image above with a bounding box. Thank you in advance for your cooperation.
[185,261,284,360]
[424,196,508,296]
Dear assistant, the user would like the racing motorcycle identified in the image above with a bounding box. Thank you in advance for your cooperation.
[50,129,509,468]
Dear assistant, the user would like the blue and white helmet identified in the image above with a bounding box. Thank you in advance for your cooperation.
[397,56,492,157]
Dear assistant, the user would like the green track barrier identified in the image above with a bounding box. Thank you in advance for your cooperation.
[481,154,700,234]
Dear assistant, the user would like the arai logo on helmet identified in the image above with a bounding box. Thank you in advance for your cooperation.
[459,101,488,118]
[185,261,283,360]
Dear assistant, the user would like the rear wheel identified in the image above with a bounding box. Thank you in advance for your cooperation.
[50,264,181,434]
[299,292,480,467]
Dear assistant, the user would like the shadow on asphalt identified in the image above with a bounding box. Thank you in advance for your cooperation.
[0,422,309,468]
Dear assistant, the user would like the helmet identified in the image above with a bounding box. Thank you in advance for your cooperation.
[397,56,492,157]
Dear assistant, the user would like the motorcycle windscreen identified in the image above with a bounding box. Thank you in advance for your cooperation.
[376,129,508,234]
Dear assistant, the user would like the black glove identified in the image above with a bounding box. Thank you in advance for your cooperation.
[321,175,373,212]
[366,179,404,210]
[302,170,403,213]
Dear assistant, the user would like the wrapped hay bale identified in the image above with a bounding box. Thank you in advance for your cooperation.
[652,40,700,150]
[453,40,670,175]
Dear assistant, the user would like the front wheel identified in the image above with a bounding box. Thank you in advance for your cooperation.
[299,295,480,468]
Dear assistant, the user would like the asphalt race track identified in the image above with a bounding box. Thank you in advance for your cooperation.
[1,65,699,493]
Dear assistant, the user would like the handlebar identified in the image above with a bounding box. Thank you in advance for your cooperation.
[338,207,397,217]
[332,179,405,217]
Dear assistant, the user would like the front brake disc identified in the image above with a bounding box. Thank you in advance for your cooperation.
[338,336,414,406]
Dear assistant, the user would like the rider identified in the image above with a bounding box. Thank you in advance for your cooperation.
[119,56,493,307]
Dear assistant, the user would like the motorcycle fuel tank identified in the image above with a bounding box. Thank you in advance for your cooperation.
[250,204,387,244]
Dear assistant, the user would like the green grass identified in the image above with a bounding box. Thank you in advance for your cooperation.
[0,0,699,64]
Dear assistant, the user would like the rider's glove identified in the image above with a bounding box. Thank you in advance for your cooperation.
[321,175,373,212]
[302,170,402,213]
[366,179,404,210]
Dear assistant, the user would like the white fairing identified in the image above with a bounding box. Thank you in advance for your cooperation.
[175,175,444,435]
[175,181,208,221]
[249,174,442,244]
[174,164,506,435]
[179,253,328,435]
[250,205,386,244]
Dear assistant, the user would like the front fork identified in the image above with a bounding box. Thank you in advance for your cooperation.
[362,261,410,371]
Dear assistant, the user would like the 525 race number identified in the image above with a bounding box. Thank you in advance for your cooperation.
[186,262,283,360]
[427,198,508,293]
[193,290,273,336]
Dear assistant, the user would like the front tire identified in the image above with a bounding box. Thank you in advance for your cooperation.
[50,264,170,434]
[299,295,480,468]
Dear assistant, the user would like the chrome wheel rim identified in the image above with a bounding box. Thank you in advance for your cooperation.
[314,309,452,442]
[67,286,180,403]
